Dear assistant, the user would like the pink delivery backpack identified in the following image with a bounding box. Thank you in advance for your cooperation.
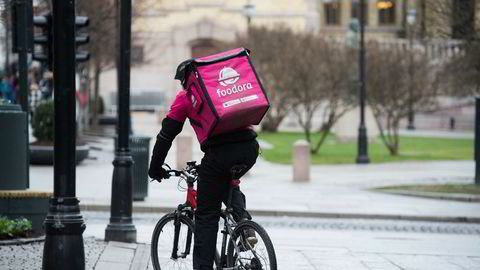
[174,48,270,144]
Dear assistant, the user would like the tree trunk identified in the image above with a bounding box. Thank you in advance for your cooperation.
[261,114,286,132]
[92,61,101,128]
[311,129,329,154]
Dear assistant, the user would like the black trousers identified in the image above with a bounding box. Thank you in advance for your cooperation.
[193,139,259,270]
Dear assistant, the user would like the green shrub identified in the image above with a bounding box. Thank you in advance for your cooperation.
[32,100,54,142]
[10,218,32,235]
[0,216,10,235]
[0,216,32,238]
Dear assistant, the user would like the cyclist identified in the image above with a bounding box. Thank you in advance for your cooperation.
[148,88,260,269]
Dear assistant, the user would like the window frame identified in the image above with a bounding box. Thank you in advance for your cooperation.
[377,0,397,25]
[324,1,342,26]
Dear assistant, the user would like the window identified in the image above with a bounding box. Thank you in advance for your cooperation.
[351,0,368,25]
[324,1,341,25]
[377,0,396,25]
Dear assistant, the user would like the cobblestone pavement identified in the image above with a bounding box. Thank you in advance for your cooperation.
[83,211,480,236]
[0,237,106,270]
[82,211,480,270]
[1,212,479,270]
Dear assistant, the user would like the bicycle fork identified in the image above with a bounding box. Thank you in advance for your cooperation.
[171,208,194,259]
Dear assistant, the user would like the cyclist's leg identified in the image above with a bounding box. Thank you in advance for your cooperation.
[194,155,228,270]
[222,140,259,222]
[225,185,251,222]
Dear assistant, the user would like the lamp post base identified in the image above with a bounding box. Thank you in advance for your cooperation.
[407,114,415,130]
[42,197,86,270]
[105,151,137,243]
[105,223,137,243]
[356,126,370,164]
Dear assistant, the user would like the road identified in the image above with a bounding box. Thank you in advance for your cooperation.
[83,211,480,270]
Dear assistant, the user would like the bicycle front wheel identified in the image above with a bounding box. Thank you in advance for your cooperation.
[226,220,277,270]
[151,213,195,270]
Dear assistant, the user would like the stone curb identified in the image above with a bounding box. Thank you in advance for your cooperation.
[0,235,45,246]
[377,190,480,202]
[80,204,480,224]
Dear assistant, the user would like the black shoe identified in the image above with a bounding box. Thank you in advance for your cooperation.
[244,228,258,247]
[238,228,257,252]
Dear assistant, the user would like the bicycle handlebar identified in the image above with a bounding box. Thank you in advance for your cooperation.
[158,161,199,183]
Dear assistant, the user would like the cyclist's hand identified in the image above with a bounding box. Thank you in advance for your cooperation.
[148,166,169,182]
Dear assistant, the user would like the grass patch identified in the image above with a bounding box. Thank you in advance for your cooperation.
[258,132,473,164]
[375,184,480,195]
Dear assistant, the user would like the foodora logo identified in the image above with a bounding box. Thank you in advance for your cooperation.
[217,67,253,97]
[218,67,240,86]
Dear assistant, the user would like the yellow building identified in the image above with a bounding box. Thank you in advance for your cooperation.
[318,0,406,38]
[100,0,318,106]
[101,0,414,106]
[99,0,478,108]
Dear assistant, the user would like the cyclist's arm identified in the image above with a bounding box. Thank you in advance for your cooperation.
[149,91,188,177]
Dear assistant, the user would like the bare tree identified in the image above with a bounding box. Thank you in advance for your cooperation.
[288,35,357,154]
[231,25,298,132]
[75,0,117,127]
[76,0,155,126]
[366,43,439,155]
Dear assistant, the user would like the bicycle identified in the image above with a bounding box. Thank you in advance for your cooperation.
[150,161,277,270]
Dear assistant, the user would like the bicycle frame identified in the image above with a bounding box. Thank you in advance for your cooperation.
[163,162,250,270]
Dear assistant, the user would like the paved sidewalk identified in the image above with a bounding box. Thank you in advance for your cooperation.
[95,241,151,270]
[23,112,480,269]
[28,112,479,223]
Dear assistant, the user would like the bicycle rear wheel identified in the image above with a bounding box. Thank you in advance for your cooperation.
[151,213,195,270]
[226,220,277,270]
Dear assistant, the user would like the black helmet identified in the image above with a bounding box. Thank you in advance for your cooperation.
[174,58,194,86]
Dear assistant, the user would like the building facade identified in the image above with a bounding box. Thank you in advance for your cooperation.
[100,0,319,109]
[98,0,478,134]
[104,0,470,108]
[318,0,407,38]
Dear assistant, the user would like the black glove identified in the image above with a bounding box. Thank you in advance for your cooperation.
[148,165,169,181]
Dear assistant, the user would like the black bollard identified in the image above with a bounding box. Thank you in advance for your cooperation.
[475,98,479,185]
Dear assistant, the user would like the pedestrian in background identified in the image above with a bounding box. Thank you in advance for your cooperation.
[10,72,19,104]
[0,74,14,103]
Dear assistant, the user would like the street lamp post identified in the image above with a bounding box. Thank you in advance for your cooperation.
[356,0,370,164]
[243,2,255,28]
[476,97,480,185]
[11,0,32,188]
[42,0,86,269]
[105,0,137,243]
[407,9,416,130]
